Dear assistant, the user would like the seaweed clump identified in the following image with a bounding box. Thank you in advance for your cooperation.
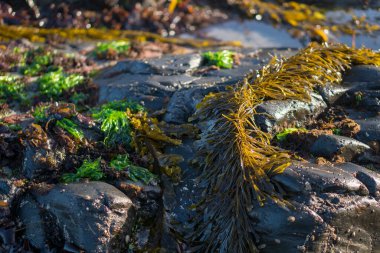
[202,50,234,69]
[93,40,130,60]
[190,43,380,252]
[62,158,103,183]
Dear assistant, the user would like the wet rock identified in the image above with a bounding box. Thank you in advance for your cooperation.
[343,65,380,83]
[18,182,135,252]
[355,117,380,143]
[254,93,327,133]
[316,83,350,105]
[164,84,225,124]
[98,53,202,77]
[310,134,371,160]
[22,144,66,180]
[335,162,380,196]
[259,161,380,252]
[273,162,369,195]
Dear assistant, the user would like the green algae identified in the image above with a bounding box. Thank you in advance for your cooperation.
[202,50,234,69]
[62,158,103,183]
[276,128,307,142]
[37,68,84,98]
[94,40,130,58]
[110,154,157,184]
[56,118,84,141]
[0,75,27,103]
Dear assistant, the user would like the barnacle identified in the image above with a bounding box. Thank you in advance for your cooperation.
[191,43,380,252]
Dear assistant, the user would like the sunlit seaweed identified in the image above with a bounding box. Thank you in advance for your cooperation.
[202,50,234,69]
[190,43,380,252]
[0,75,27,103]
[38,68,85,98]
[62,158,103,183]
[0,25,241,48]
[110,154,157,184]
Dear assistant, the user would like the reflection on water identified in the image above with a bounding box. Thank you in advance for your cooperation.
[199,20,302,49]
[199,9,380,50]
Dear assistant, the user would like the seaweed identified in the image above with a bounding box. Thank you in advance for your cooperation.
[21,50,53,76]
[93,109,132,148]
[276,128,307,142]
[32,104,50,123]
[93,40,130,59]
[190,43,380,252]
[37,68,84,98]
[56,118,84,141]
[62,158,103,183]
[202,50,234,69]
[110,154,157,184]
[0,75,27,103]
[0,25,241,48]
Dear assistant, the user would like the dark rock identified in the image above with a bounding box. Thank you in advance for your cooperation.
[254,93,327,133]
[22,144,66,180]
[310,134,370,160]
[355,117,380,143]
[260,161,380,252]
[316,83,350,105]
[343,65,380,83]
[98,53,202,78]
[336,162,380,196]
[18,182,135,252]
[273,162,369,195]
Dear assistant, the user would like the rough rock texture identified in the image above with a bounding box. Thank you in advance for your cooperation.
[259,162,380,253]
[310,134,371,160]
[18,182,135,252]
[254,93,327,133]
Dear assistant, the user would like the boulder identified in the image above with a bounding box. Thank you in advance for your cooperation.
[18,182,135,252]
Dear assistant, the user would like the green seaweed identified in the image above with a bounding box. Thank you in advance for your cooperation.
[202,50,234,69]
[93,109,132,147]
[110,154,157,184]
[21,52,53,76]
[94,40,130,58]
[37,68,84,98]
[62,158,103,183]
[0,75,27,103]
[56,118,84,141]
[276,128,307,142]
[32,104,50,123]
[96,100,145,114]
[332,128,342,135]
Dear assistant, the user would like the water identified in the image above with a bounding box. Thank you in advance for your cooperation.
[195,9,380,50]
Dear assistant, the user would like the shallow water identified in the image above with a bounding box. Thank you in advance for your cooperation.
[197,8,380,50]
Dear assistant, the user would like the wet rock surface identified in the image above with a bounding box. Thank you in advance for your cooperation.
[19,182,135,252]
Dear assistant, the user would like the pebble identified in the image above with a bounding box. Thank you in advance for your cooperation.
[287,216,296,223]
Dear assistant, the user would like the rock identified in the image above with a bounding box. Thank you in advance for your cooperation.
[254,93,327,133]
[258,161,380,252]
[355,117,380,143]
[343,65,380,83]
[98,53,202,78]
[316,83,350,105]
[273,162,369,195]
[18,182,135,252]
[22,144,66,180]
[310,134,371,160]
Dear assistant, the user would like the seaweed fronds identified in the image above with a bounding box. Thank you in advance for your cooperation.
[0,25,241,48]
[37,68,84,98]
[191,43,380,252]
[56,118,84,141]
[93,109,132,148]
[62,158,103,183]
[21,49,53,76]
[0,75,27,103]
[94,40,130,59]
[110,154,157,184]
[276,128,307,142]
[202,50,234,69]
